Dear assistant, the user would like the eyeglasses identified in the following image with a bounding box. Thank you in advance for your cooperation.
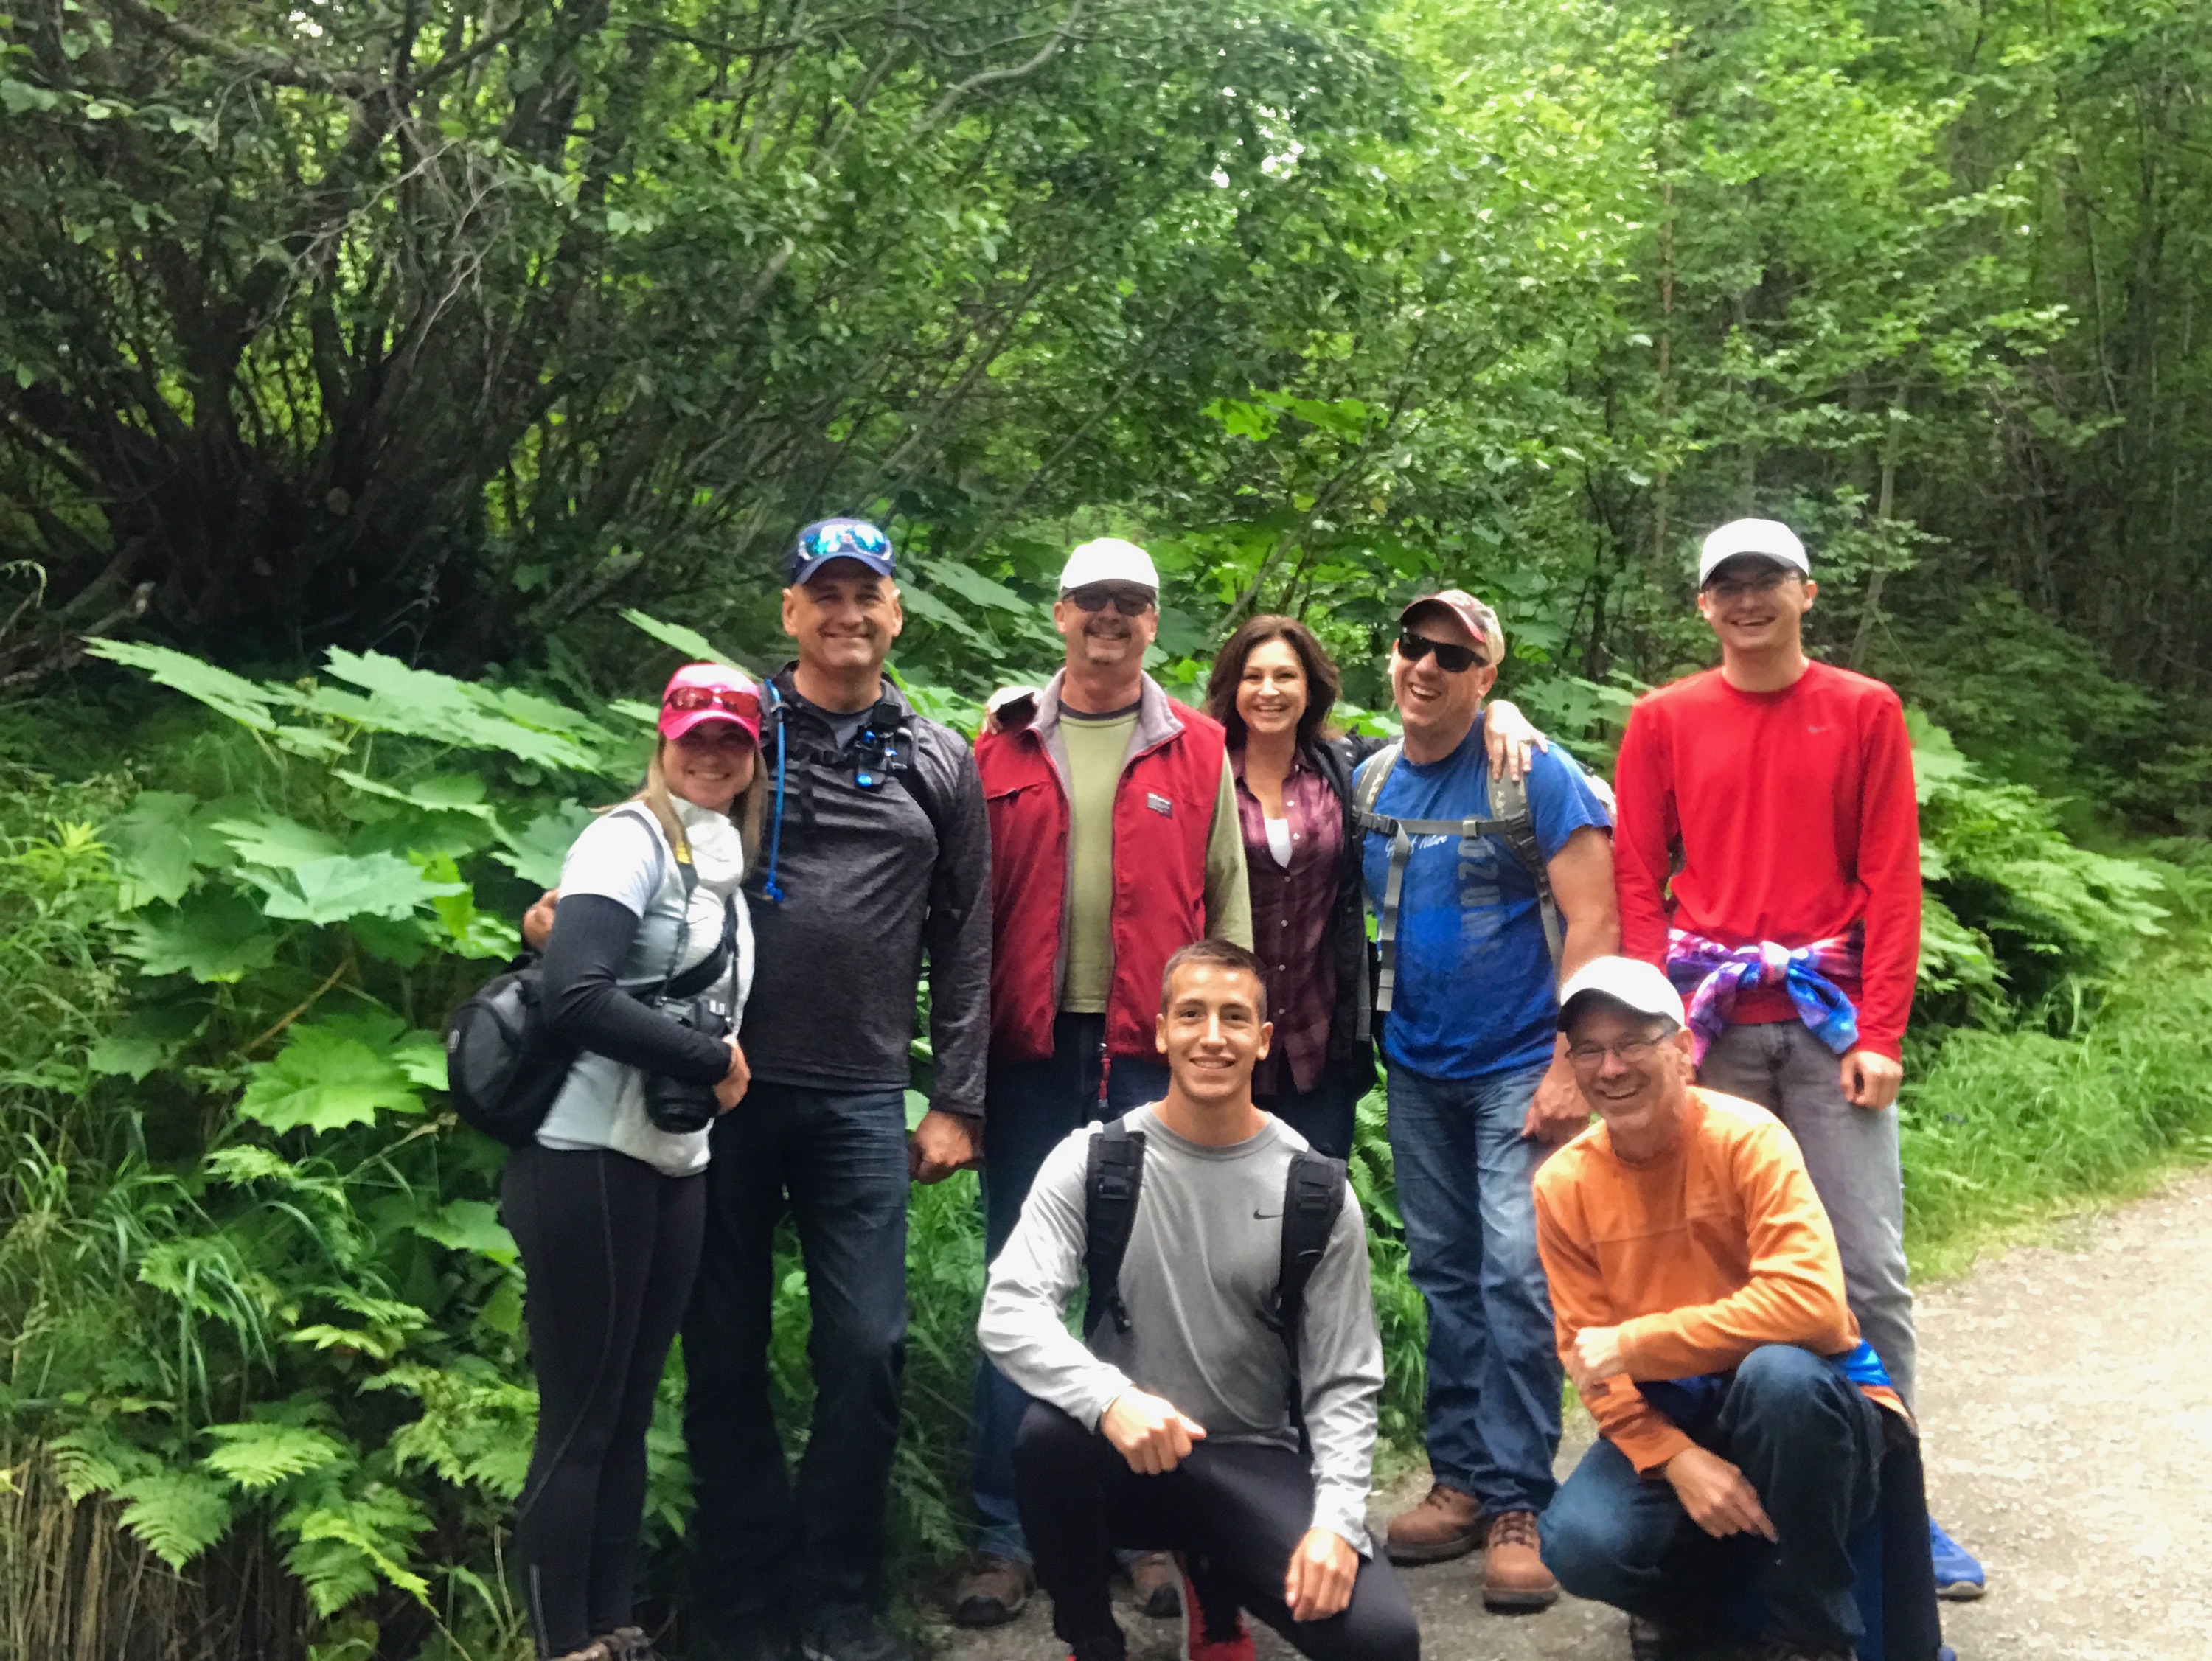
[1396,631,1484,674]
[664,685,761,720]
[1066,587,1157,616]
[1565,1037,1669,1069]
[1703,569,1798,601]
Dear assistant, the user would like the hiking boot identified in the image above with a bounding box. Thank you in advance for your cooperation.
[1130,1551,1183,1619]
[797,1604,912,1661]
[1384,1481,1484,1564]
[951,1554,1033,1629]
[1480,1510,1559,1611]
[597,1629,665,1661]
[1179,1566,1255,1661]
[1929,1518,1987,1601]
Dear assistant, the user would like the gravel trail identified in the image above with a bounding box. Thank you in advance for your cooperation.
[935,1166,2212,1660]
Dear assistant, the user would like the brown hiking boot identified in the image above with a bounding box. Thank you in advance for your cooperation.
[951,1553,1033,1629]
[1480,1510,1559,1611]
[1384,1482,1484,1564]
[1127,1550,1183,1618]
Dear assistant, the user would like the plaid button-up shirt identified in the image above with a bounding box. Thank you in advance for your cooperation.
[1233,746,1346,1098]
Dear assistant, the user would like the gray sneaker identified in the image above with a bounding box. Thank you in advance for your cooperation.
[799,1606,912,1661]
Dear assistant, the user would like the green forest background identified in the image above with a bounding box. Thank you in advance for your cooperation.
[2,1,2211,1657]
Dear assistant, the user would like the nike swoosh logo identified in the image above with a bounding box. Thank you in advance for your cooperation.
[1253,1208,1282,1219]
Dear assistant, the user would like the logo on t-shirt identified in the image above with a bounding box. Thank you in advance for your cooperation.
[1146,793,1172,815]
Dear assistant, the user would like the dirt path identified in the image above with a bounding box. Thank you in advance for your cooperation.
[936,1167,2212,1661]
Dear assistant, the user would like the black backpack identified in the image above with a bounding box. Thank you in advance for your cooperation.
[1082,1115,1348,1435]
[442,810,737,1147]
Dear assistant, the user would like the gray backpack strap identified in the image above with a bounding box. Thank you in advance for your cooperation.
[1486,768,1564,984]
[1350,744,1413,1014]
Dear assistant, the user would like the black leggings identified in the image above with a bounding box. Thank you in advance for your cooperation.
[505,1145,706,1657]
[1015,1403,1420,1661]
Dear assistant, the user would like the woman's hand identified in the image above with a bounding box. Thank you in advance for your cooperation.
[1482,699,1550,782]
[714,1037,751,1111]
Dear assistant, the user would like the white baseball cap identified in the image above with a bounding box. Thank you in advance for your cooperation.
[1059,537,1159,594]
[1697,518,1809,587]
[1557,956,1688,1031]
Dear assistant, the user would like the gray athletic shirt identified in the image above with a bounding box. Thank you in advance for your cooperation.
[977,1106,1383,1550]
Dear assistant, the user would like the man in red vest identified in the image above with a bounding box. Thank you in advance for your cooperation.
[955,537,1254,1627]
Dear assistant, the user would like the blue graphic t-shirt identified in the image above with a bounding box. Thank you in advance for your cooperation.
[1357,717,1613,1080]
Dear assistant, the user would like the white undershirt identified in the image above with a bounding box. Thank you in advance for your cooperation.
[1265,816,1293,868]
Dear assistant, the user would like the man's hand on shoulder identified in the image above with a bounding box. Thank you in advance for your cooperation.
[1523,1039,1592,1145]
[521,889,559,953]
[1840,1048,1903,1110]
[1663,1445,1776,1542]
[908,1108,980,1184]
[1100,1388,1208,1475]
[1284,1527,1357,1622]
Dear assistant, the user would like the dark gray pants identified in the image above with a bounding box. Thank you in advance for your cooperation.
[1697,1022,1917,1405]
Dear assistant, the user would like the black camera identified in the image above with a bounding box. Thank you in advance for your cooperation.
[644,994,733,1133]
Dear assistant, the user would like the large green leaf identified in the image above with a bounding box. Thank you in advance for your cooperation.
[103,791,200,910]
[408,1199,515,1263]
[622,608,748,667]
[493,803,597,888]
[237,1025,423,1133]
[316,648,619,773]
[212,814,344,870]
[248,852,467,924]
[86,641,282,731]
[118,889,279,983]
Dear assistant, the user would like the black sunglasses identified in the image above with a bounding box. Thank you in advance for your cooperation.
[1397,630,1483,674]
[1067,587,1157,617]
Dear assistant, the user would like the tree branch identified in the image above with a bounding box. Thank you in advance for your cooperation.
[914,0,1081,132]
[97,0,375,97]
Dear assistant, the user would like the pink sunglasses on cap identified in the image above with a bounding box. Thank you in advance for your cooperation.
[658,664,763,745]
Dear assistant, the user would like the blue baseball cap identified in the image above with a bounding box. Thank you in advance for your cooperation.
[787,518,897,584]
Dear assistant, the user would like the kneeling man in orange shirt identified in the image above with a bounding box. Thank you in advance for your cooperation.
[1531,958,1913,1661]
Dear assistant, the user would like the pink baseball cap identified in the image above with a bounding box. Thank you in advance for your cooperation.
[658,662,762,745]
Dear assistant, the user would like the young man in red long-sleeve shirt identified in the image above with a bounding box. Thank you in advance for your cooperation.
[1610,517,1984,1601]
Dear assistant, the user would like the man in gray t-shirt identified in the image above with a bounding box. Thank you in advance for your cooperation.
[978,941,1417,1661]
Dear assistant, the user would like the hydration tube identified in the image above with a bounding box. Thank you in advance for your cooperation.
[761,678,788,904]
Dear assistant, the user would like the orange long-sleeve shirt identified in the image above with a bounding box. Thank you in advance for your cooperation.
[1532,1087,1895,1473]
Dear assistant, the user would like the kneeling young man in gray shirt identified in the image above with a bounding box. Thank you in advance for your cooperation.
[978,940,1419,1661]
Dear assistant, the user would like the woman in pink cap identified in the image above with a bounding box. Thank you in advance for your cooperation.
[509,663,765,1661]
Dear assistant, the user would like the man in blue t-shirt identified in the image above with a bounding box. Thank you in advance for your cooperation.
[1357,590,1619,1611]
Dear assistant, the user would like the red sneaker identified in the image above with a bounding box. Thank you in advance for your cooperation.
[1179,1566,1255,1661]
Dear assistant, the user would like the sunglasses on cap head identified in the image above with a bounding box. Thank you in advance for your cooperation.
[1066,586,1157,616]
[664,684,762,720]
[1397,630,1484,674]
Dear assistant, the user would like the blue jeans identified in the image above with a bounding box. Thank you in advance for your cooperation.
[682,1082,911,1634]
[1385,1057,1560,1515]
[1539,1345,1884,1649]
[973,1014,1172,1562]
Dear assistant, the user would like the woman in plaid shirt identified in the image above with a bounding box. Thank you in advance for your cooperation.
[1204,618,1544,1157]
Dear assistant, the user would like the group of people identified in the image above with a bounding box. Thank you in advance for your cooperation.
[501,512,1981,1661]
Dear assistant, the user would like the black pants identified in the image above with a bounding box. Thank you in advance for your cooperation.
[505,1144,706,1658]
[1015,1404,1419,1661]
[681,1083,911,1637]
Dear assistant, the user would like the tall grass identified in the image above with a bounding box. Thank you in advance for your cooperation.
[1901,949,2212,1278]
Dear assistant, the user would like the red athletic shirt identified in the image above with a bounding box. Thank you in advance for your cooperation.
[1612,661,1921,1059]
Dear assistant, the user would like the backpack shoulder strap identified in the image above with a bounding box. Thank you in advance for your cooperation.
[1349,740,1402,831]
[1269,1149,1348,1349]
[1486,767,1565,982]
[1082,1116,1147,1340]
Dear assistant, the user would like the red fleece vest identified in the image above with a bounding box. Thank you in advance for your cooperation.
[977,697,1226,1063]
